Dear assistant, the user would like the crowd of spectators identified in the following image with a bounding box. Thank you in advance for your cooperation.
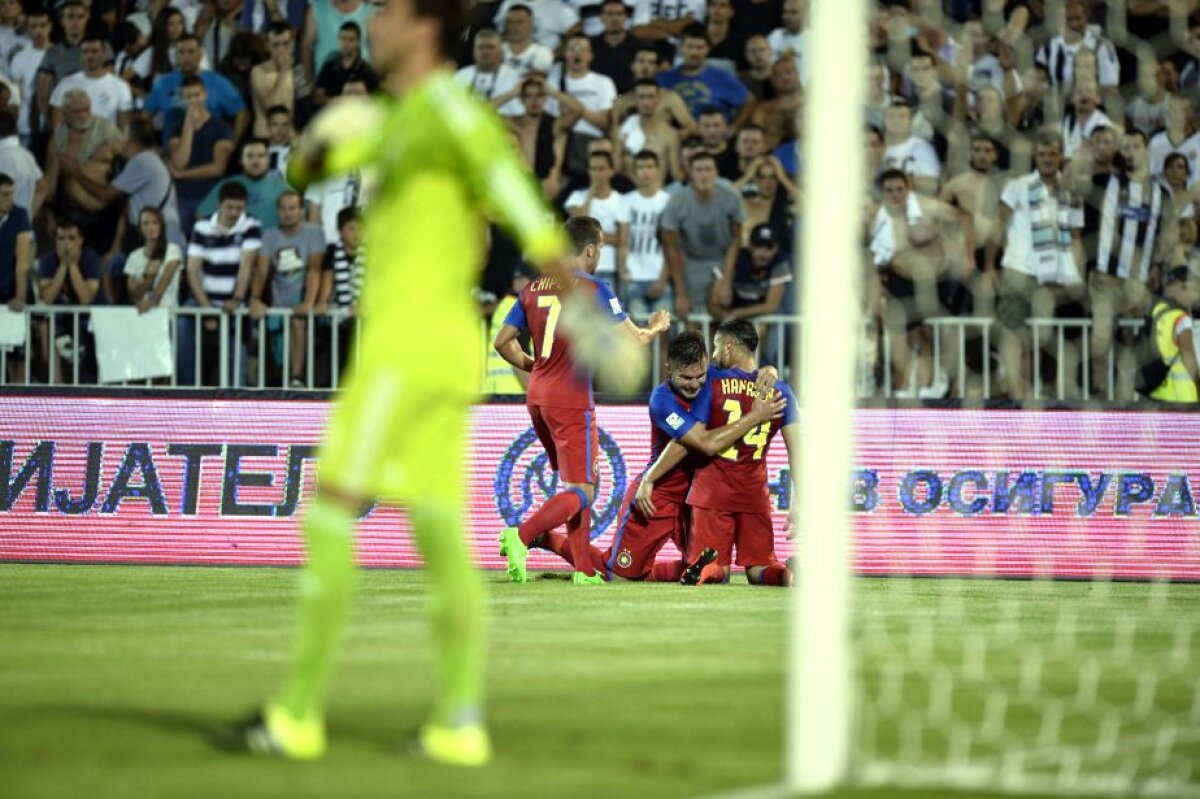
[0,0,1198,401]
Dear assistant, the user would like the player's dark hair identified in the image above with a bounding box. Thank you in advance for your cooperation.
[339,20,362,37]
[219,181,249,204]
[879,168,909,185]
[667,331,708,369]
[634,77,659,91]
[57,215,84,234]
[688,151,717,169]
[1124,128,1149,146]
[242,136,270,152]
[507,4,533,18]
[266,21,294,38]
[635,45,659,61]
[697,105,724,120]
[0,172,13,189]
[179,74,205,91]
[564,216,603,255]
[412,0,467,58]
[176,33,202,48]
[716,318,759,356]
[633,149,659,166]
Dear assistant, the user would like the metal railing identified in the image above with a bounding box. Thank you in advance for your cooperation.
[0,305,1182,402]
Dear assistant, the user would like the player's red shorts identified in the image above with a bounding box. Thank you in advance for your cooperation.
[688,507,779,568]
[603,476,688,580]
[528,404,599,485]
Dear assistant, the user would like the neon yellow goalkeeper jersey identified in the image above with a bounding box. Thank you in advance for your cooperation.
[313,72,564,398]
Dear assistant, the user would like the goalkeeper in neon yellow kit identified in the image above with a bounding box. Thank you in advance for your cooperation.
[232,0,568,766]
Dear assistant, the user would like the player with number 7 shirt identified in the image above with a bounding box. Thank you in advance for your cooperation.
[493,216,671,585]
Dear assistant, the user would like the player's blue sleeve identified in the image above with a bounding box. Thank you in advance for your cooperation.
[777,380,800,426]
[649,388,702,441]
[594,279,627,324]
[503,291,528,332]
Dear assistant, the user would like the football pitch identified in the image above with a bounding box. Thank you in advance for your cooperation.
[1,564,1196,799]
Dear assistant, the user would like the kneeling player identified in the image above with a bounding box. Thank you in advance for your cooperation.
[661,319,800,585]
[536,332,783,581]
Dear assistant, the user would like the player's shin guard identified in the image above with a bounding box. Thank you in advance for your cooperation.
[518,490,585,547]
[276,495,359,722]
[409,500,486,730]
[567,506,595,578]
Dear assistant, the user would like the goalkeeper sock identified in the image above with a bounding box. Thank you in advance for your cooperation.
[276,495,358,721]
[542,531,607,574]
[647,560,685,582]
[409,500,486,728]
[567,506,595,577]
[518,490,585,547]
[758,563,793,586]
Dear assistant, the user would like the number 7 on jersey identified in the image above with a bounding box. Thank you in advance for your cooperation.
[536,295,561,357]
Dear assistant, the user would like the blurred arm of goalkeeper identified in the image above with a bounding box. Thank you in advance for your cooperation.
[635,390,786,517]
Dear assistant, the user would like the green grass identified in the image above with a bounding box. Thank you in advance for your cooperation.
[0,565,1197,799]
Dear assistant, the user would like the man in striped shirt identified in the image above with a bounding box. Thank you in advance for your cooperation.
[184,180,262,386]
[1089,129,1179,399]
[316,205,362,385]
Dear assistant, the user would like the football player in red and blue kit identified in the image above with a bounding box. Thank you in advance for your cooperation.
[493,216,670,585]
[651,319,800,585]
[535,331,784,581]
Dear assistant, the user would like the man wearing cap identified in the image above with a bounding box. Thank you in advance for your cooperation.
[716,223,792,321]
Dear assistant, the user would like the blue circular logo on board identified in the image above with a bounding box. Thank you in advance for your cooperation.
[494,426,627,540]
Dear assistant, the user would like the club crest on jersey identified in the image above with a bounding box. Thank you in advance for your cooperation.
[666,412,685,430]
[494,425,628,540]
[616,549,633,569]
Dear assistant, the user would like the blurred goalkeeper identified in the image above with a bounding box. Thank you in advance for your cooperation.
[232,0,586,768]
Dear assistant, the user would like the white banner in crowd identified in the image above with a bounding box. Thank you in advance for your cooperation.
[0,308,26,348]
[90,308,174,383]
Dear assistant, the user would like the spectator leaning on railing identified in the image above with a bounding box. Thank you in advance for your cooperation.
[250,189,325,388]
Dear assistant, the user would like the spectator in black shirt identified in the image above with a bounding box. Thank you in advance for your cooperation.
[707,0,745,70]
[312,21,379,108]
[590,0,646,95]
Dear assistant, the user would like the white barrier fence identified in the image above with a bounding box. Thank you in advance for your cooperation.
[0,306,1172,401]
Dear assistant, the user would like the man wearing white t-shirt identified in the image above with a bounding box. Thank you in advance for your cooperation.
[547,34,617,139]
[500,4,554,75]
[1149,95,1200,190]
[454,29,524,117]
[7,8,51,143]
[566,150,626,281]
[766,0,807,87]
[494,0,578,51]
[618,149,671,318]
[49,32,133,130]
[881,100,940,196]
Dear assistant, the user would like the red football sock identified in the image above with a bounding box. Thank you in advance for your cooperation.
[541,532,606,573]
[647,560,685,582]
[759,563,792,586]
[518,491,584,547]
[567,506,594,577]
